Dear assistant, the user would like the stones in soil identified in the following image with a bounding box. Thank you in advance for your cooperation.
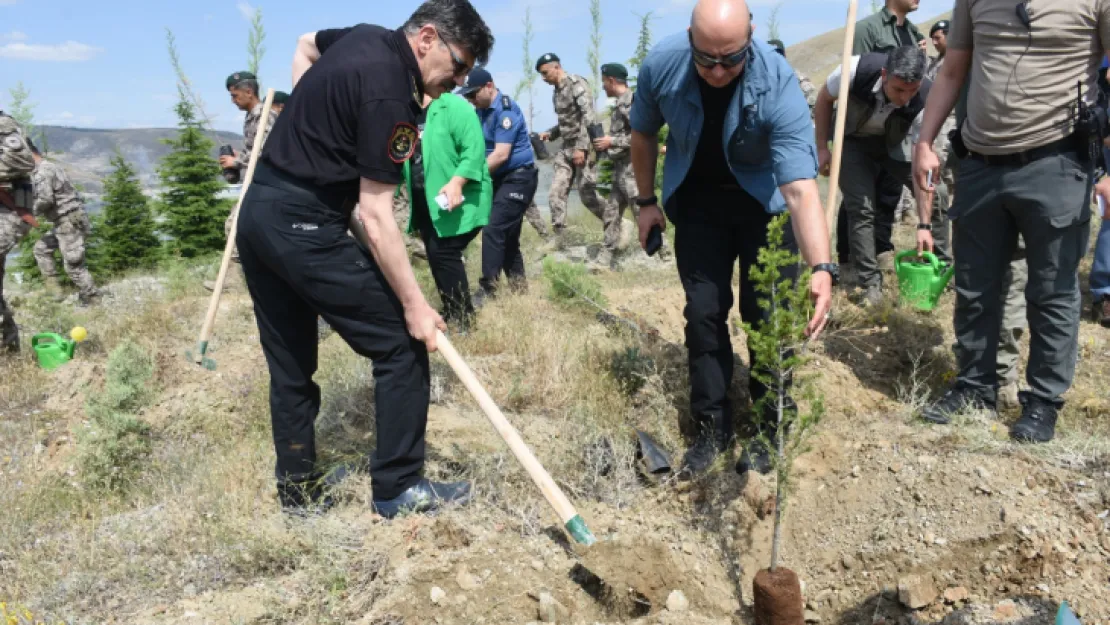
[897,574,937,610]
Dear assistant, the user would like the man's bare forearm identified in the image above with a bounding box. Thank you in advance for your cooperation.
[292,32,320,87]
[781,179,831,266]
[917,49,971,146]
[814,87,835,148]
[486,144,510,173]
[357,179,427,308]
[631,130,659,199]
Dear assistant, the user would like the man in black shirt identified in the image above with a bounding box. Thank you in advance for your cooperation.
[237,0,494,517]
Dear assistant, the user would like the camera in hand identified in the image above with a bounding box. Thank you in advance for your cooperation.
[587,123,604,143]
[219,144,241,184]
[645,225,663,256]
[529,132,550,161]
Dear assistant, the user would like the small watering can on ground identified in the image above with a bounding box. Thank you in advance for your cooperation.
[894,250,954,312]
[32,333,76,371]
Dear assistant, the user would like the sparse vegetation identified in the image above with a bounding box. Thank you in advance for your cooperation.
[512,7,537,129]
[542,256,607,310]
[767,2,783,41]
[247,7,266,76]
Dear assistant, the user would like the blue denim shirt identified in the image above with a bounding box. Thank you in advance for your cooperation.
[630,33,818,214]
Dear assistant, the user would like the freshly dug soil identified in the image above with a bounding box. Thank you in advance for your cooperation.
[753,567,804,625]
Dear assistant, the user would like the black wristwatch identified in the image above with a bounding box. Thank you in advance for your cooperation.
[812,262,839,285]
[635,194,658,207]
[917,223,933,231]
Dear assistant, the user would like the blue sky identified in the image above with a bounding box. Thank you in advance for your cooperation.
[0,0,953,135]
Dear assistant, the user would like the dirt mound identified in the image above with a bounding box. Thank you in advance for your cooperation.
[573,537,704,617]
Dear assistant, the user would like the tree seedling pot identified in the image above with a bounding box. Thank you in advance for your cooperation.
[753,567,804,625]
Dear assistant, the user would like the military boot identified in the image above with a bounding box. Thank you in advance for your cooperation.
[680,416,734,476]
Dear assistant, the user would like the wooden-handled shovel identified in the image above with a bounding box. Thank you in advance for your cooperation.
[824,0,860,235]
[435,330,597,545]
[190,88,276,370]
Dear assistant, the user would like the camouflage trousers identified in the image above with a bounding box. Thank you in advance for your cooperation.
[609,158,669,254]
[549,148,609,236]
[390,185,427,257]
[34,210,97,297]
[0,209,31,352]
[524,201,549,237]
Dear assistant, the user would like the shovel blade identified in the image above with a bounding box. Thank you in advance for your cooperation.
[634,429,672,475]
[185,350,218,371]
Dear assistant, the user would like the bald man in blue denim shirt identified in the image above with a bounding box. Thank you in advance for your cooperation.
[630,0,833,476]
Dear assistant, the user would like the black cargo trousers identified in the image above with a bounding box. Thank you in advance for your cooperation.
[236,163,429,504]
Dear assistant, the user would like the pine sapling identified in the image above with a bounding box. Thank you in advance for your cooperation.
[741,212,825,571]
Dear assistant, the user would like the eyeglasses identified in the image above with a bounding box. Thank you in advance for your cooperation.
[688,31,751,69]
[463,91,477,101]
[437,32,471,77]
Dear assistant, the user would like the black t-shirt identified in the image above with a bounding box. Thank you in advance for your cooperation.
[680,74,742,192]
[894,24,915,47]
[262,24,425,197]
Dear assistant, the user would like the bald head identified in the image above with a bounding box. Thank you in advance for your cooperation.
[689,0,752,87]
[690,0,751,46]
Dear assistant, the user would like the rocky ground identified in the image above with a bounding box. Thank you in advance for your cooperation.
[1,212,1107,625]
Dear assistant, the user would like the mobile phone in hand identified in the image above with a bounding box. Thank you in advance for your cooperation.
[645,225,663,256]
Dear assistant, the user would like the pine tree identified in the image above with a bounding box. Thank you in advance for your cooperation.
[767,2,783,41]
[587,0,603,105]
[157,89,230,258]
[628,12,655,74]
[247,7,266,76]
[512,7,537,130]
[87,152,162,276]
[7,82,35,138]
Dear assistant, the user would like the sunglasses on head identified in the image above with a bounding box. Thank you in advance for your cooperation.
[688,31,752,69]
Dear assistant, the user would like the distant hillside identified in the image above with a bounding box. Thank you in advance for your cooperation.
[36,125,243,196]
[787,10,952,86]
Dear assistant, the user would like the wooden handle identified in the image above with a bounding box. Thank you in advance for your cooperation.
[194,88,276,363]
[434,330,581,525]
[824,0,860,235]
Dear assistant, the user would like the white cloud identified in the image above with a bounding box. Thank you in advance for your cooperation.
[237,1,255,21]
[0,31,27,42]
[0,40,101,62]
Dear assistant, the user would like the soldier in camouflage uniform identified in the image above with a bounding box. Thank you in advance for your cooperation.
[524,201,550,239]
[0,111,36,353]
[594,63,669,264]
[768,40,817,119]
[30,145,99,304]
[210,71,278,291]
[535,53,607,243]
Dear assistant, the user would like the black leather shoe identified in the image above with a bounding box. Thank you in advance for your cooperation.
[372,478,473,518]
[680,420,733,476]
[1009,392,1059,443]
[278,464,353,516]
[737,437,775,475]
[921,385,994,425]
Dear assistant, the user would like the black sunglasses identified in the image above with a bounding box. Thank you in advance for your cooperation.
[437,32,471,77]
[688,31,752,69]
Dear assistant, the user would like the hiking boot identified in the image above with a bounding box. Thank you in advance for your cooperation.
[862,284,883,307]
[680,419,733,476]
[877,251,895,273]
[1095,297,1110,328]
[1009,392,1060,444]
[472,287,493,309]
[998,383,1021,411]
[77,289,101,307]
[278,464,353,516]
[736,437,775,475]
[371,478,473,519]
[920,385,995,425]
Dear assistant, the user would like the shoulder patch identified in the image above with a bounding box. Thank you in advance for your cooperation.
[501,116,513,130]
[388,122,418,164]
[501,94,512,109]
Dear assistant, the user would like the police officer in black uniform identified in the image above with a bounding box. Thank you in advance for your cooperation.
[456,68,539,303]
[236,0,494,517]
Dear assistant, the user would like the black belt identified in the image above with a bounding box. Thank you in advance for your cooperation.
[494,162,535,181]
[253,161,357,210]
[966,136,1075,167]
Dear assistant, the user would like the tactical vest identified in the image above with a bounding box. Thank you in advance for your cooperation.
[0,113,34,183]
[843,52,931,161]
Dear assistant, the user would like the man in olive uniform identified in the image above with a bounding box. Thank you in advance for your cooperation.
[210,71,279,291]
[593,62,670,262]
[767,39,817,118]
[30,144,99,305]
[535,53,605,241]
[914,0,1110,442]
[0,110,36,353]
[272,90,290,114]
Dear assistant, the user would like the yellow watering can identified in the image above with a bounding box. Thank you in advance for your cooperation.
[894,250,954,312]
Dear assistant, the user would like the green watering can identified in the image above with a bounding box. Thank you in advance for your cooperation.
[894,250,954,312]
[32,333,77,371]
